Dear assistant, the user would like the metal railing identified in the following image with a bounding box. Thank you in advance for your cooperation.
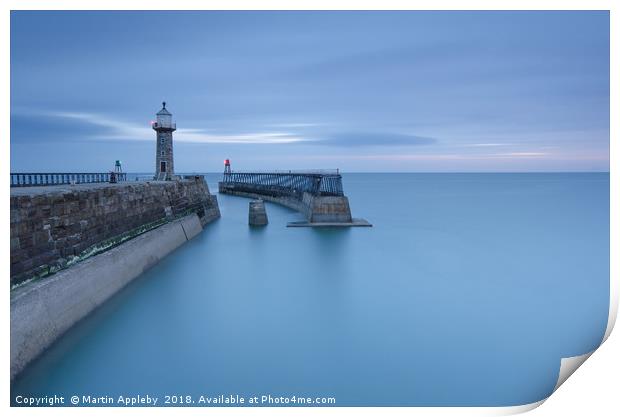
[226,169,340,175]
[10,172,128,187]
[220,171,344,197]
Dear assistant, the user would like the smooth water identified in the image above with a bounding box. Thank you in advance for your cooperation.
[11,173,609,406]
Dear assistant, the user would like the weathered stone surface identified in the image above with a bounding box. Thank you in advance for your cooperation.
[248,200,268,226]
[302,193,353,223]
[10,177,220,285]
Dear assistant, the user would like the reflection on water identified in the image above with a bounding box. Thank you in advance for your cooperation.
[11,173,609,406]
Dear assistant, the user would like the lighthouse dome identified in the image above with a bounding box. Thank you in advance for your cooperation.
[155,101,173,128]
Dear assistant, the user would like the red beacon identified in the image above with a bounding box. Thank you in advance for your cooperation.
[224,159,231,175]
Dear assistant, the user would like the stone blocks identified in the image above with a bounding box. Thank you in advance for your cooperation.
[10,178,220,285]
[248,200,268,226]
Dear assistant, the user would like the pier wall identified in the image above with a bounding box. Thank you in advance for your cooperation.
[218,187,306,212]
[10,214,204,379]
[218,185,352,223]
[10,177,219,286]
[301,192,353,223]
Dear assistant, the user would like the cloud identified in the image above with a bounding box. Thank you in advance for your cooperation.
[14,110,439,148]
[312,132,437,147]
[175,129,305,144]
[464,143,512,147]
[265,122,324,128]
[17,110,309,145]
[297,152,550,161]
[494,152,546,157]
[54,111,150,141]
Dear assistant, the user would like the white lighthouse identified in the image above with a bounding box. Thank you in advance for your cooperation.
[153,102,176,180]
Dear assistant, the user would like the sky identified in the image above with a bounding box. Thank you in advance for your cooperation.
[10,11,610,173]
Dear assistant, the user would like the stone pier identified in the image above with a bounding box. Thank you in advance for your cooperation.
[10,176,220,379]
[218,171,371,227]
[10,176,219,286]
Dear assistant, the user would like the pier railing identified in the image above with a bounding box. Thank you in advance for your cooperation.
[220,171,344,197]
[10,172,127,187]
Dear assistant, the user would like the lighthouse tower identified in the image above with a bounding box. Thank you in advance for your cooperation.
[153,102,176,180]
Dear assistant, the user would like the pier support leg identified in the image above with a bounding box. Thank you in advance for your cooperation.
[249,200,268,226]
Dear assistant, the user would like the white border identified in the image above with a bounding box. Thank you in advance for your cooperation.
[2,1,617,416]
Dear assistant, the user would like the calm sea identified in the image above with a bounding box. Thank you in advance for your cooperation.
[11,173,610,406]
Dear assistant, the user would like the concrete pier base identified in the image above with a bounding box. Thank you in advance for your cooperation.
[302,193,352,223]
[249,200,268,226]
[287,219,372,227]
[218,186,371,227]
